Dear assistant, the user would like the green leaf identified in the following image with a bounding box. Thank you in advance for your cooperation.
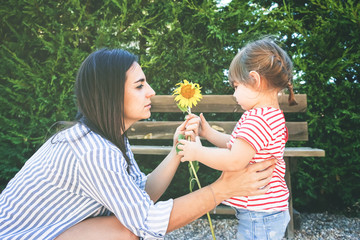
[175,134,185,154]
[178,134,185,140]
[175,143,182,154]
[188,161,200,192]
[176,104,188,113]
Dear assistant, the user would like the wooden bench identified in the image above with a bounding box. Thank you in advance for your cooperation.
[128,94,325,239]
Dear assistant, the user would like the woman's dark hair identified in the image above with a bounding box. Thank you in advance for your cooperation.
[75,48,137,172]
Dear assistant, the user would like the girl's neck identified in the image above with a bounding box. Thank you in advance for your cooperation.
[252,91,280,110]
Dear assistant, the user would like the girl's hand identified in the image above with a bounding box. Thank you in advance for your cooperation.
[184,114,201,140]
[173,114,200,147]
[199,113,211,138]
[177,136,202,162]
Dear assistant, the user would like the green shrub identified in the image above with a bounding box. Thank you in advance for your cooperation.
[279,0,360,214]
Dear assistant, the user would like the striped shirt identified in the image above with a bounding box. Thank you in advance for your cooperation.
[223,107,289,212]
[0,123,173,240]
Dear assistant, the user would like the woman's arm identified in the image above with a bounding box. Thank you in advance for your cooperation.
[145,148,180,202]
[56,115,275,239]
[56,155,276,239]
[167,158,276,232]
[145,115,200,202]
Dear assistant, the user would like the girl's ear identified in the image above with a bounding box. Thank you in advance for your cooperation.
[249,71,261,88]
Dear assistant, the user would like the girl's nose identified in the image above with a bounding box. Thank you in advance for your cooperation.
[232,91,238,103]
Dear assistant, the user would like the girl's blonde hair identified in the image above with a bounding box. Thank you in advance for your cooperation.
[229,37,297,106]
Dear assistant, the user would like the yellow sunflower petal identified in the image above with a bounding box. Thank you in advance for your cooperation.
[173,79,202,110]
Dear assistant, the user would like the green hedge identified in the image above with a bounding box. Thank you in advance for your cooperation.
[1,0,359,215]
[287,0,360,215]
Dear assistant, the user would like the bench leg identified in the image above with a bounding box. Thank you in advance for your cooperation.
[285,157,294,239]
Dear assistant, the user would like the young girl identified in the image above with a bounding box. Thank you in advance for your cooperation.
[178,38,297,240]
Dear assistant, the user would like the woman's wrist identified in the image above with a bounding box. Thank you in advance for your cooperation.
[170,146,182,162]
[209,178,231,204]
[207,185,218,210]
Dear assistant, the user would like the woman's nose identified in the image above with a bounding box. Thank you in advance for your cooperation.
[147,84,156,98]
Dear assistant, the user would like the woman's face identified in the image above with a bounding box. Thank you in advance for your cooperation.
[124,62,155,129]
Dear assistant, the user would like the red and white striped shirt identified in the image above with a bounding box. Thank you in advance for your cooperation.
[223,107,289,212]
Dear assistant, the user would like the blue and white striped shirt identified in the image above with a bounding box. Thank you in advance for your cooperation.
[0,123,173,239]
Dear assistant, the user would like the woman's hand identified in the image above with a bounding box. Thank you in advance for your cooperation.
[173,114,200,146]
[167,158,277,233]
[213,159,277,199]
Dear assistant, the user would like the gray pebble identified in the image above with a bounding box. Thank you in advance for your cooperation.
[165,212,360,239]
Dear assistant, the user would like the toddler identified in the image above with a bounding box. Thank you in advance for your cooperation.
[178,38,297,240]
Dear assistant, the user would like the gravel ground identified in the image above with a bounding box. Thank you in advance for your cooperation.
[165,212,360,239]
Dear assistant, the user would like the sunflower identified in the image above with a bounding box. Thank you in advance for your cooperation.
[173,79,202,109]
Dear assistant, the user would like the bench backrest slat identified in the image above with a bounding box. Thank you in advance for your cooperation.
[128,94,308,142]
[128,121,308,141]
[151,94,307,113]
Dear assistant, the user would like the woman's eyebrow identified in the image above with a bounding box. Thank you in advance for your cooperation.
[134,78,145,84]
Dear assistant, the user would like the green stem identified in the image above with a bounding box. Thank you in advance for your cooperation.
[186,107,216,240]
[188,161,216,240]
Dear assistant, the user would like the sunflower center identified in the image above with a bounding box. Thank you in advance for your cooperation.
[180,85,195,99]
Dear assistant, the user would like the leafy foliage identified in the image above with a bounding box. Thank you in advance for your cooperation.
[1,0,359,214]
[286,0,360,214]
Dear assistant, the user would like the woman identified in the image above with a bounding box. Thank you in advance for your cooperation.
[0,49,276,240]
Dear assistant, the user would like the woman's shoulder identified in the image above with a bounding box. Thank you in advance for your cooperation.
[69,125,131,170]
[62,123,121,154]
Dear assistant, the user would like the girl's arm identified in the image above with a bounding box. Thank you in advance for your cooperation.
[199,113,230,148]
[178,137,256,172]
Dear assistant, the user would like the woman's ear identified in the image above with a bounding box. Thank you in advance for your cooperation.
[249,71,261,88]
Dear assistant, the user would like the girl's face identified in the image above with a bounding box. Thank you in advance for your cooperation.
[232,81,259,111]
[124,62,155,129]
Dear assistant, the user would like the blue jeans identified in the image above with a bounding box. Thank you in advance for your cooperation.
[235,208,290,240]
